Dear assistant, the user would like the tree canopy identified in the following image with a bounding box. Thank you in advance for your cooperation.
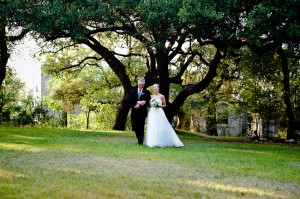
[4,0,300,139]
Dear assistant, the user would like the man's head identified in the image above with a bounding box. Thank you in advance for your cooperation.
[138,77,145,90]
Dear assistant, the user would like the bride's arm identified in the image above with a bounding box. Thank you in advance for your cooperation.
[160,95,167,108]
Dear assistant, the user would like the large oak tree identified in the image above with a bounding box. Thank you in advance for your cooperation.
[9,1,300,140]
[0,0,29,86]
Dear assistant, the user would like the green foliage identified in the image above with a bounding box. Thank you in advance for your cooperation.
[32,102,49,125]
[66,104,118,130]
[181,0,254,40]
[46,76,85,112]
[10,107,33,126]
[239,48,285,121]
[41,45,127,129]
[180,0,222,37]
[137,0,182,36]
[245,0,300,41]
[93,104,118,130]
[0,67,35,125]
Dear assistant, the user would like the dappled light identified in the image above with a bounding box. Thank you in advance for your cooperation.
[51,167,92,175]
[0,143,45,152]
[12,135,45,140]
[0,168,28,179]
[225,148,300,161]
[225,148,277,156]
[185,180,289,199]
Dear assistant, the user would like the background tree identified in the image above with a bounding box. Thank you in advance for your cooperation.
[0,0,29,86]
[47,77,82,127]
[0,67,34,125]
[244,0,300,140]
[0,67,24,122]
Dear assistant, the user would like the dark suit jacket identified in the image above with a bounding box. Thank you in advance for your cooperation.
[128,87,150,116]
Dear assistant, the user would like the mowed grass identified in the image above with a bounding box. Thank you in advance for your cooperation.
[0,127,299,199]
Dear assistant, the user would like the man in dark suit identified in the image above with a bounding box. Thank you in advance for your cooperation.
[128,77,151,145]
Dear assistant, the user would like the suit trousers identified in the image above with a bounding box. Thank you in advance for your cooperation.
[131,108,147,144]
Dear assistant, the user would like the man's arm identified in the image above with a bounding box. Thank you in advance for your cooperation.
[128,89,137,106]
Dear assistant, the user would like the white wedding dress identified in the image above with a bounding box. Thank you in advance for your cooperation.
[144,98,184,147]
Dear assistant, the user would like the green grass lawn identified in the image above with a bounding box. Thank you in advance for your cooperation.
[0,127,299,199]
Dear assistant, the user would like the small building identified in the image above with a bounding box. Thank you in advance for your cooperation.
[191,101,248,136]
[250,116,279,138]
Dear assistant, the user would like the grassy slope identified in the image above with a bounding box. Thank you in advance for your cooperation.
[0,127,299,199]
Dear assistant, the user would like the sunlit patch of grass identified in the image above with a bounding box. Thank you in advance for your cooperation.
[185,180,289,199]
[224,148,274,155]
[0,168,27,179]
[0,143,45,152]
[12,135,46,140]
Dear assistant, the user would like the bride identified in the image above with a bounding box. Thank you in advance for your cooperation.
[144,84,184,147]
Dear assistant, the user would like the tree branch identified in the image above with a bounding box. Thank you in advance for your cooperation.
[170,54,195,84]
[6,29,30,42]
[247,41,280,55]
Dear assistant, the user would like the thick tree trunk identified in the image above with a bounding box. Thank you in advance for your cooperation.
[113,98,131,130]
[82,39,133,131]
[86,108,90,129]
[207,105,218,136]
[0,22,9,87]
[62,111,68,127]
[278,48,295,140]
[206,89,218,136]
[0,15,29,87]
[156,52,172,122]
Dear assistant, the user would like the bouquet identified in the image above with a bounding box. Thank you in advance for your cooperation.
[150,98,159,108]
